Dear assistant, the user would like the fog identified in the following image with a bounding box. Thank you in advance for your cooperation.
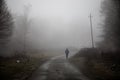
[6,0,103,50]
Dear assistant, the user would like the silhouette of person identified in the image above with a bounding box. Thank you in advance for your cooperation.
[65,48,69,59]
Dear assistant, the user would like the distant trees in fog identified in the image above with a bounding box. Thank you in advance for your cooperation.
[100,0,120,50]
[10,5,32,54]
[0,0,13,56]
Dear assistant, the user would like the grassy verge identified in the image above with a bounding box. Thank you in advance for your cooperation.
[0,54,49,80]
[70,48,120,80]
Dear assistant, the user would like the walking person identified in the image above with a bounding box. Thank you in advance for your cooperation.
[65,48,69,59]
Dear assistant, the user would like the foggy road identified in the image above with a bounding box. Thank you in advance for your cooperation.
[29,55,89,80]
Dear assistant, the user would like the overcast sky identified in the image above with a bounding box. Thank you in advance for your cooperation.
[6,0,103,49]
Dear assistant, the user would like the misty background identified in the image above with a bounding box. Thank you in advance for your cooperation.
[5,0,103,56]
[1,0,120,80]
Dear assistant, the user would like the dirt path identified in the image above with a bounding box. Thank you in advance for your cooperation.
[28,55,89,80]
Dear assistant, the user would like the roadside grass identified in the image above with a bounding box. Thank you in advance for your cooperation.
[0,53,48,80]
[69,57,86,69]
[70,48,120,80]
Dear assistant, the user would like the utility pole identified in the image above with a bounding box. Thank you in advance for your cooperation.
[89,13,94,48]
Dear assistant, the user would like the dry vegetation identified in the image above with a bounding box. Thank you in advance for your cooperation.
[0,53,48,80]
[70,48,120,80]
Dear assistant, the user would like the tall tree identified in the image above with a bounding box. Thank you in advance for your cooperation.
[100,0,120,50]
[0,0,13,55]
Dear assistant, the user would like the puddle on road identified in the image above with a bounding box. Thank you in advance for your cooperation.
[41,61,50,70]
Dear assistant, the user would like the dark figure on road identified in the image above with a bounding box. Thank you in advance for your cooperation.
[65,48,69,59]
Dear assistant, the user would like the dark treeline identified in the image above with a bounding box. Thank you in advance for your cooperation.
[0,1,38,56]
[99,0,120,51]
[0,1,47,80]
[0,0,13,56]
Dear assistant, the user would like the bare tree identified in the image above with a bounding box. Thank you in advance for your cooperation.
[10,5,32,54]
